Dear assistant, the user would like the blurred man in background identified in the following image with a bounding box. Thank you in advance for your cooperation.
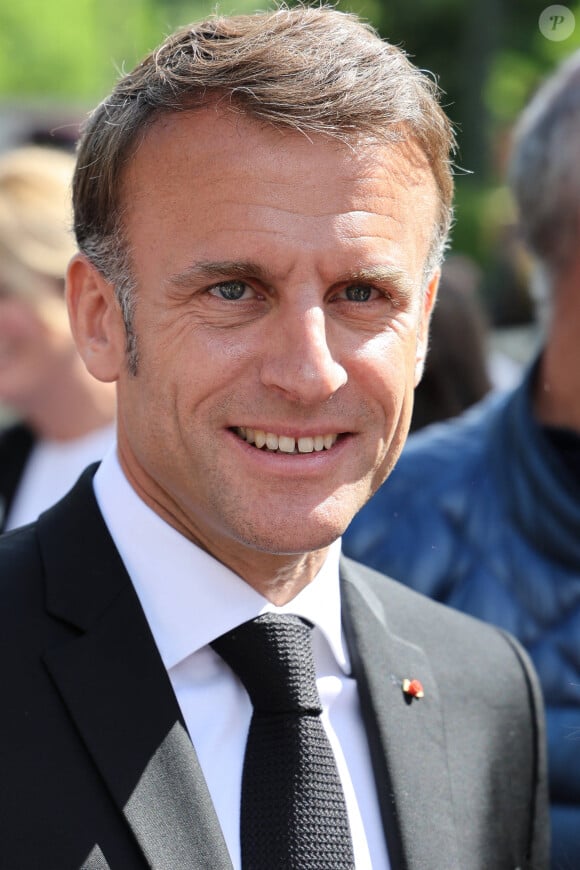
[344,50,580,869]
[0,146,115,531]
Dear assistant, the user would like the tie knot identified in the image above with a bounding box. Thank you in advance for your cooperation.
[211,613,322,715]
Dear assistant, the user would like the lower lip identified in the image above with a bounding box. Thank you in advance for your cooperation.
[226,429,352,476]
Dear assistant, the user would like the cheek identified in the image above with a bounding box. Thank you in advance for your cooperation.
[203,329,259,367]
[349,331,417,402]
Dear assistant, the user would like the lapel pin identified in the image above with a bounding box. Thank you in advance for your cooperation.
[402,678,424,699]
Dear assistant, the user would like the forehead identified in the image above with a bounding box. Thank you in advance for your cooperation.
[122,108,439,280]
[127,107,436,196]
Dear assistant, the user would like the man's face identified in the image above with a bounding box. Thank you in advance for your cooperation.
[103,109,439,574]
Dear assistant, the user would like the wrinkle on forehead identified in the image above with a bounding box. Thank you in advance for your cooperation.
[125,108,436,196]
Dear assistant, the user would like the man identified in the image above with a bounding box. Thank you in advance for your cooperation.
[344,51,580,869]
[0,8,548,869]
[0,146,115,531]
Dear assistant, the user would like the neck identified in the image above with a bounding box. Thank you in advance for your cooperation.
[227,549,332,605]
[534,261,580,432]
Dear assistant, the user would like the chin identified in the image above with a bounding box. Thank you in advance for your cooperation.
[232,508,351,556]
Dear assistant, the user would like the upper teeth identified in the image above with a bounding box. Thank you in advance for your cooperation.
[236,427,338,454]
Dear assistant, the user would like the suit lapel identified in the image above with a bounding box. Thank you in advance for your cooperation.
[341,559,461,870]
[39,468,233,870]
[36,470,460,869]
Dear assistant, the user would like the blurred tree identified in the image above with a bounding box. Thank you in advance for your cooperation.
[0,0,159,100]
[0,0,271,101]
[1,0,580,313]
[3,0,579,164]
[339,0,580,178]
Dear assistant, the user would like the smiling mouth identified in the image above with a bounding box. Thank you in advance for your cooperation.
[233,427,340,454]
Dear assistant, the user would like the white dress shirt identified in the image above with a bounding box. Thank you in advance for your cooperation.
[93,446,390,870]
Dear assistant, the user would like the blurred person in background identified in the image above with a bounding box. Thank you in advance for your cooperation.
[0,146,115,532]
[410,254,492,431]
[344,50,580,869]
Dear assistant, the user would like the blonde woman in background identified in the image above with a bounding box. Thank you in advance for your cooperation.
[0,146,115,531]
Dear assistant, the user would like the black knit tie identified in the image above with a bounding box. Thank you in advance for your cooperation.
[211,613,356,869]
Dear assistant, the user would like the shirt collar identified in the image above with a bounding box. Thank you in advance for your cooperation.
[93,446,349,673]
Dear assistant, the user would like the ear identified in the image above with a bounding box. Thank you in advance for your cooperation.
[66,253,126,383]
[414,268,440,386]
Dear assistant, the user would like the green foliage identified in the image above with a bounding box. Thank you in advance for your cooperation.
[0,0,267,101]
[2,0,580,278]
[0,0,148,99]
[486,52,544,125]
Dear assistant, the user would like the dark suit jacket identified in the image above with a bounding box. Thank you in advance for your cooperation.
[0,466,549,869]
[0,422,35,532]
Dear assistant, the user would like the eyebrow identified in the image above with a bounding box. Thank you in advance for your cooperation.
[339,265,416,303]
[168,260,269,289]
[168,259,417,301]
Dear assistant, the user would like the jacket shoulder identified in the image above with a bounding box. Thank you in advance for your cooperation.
[341,554,521,657]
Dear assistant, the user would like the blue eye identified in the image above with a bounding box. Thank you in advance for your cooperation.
[210,281,249,301]
[344,285,373,302]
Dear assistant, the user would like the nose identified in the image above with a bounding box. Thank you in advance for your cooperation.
[260,305,348,404]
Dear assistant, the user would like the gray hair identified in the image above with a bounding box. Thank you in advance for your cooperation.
[509,50,580,275]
